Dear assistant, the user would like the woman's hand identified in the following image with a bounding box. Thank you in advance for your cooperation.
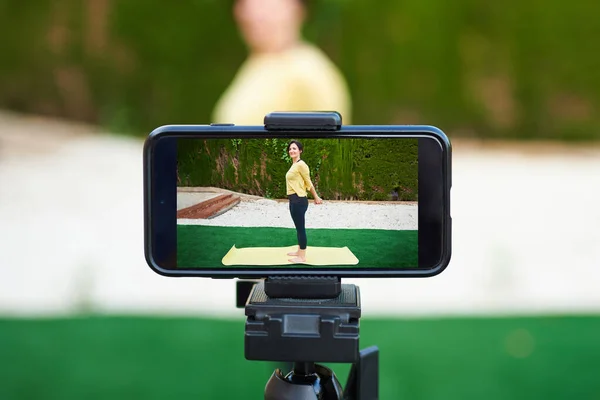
[309,187,322,204]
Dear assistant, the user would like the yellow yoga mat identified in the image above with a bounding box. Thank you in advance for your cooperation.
[221,245,359,266]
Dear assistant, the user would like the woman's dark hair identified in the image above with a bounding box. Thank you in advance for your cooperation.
[229,0,312,21]
[232,0,309,7]
[287,140,304,153]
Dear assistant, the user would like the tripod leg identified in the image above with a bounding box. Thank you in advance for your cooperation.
[343,346,379,400]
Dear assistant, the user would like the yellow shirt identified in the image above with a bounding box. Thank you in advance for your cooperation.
[286,160,314,197]
[212,42,352,125]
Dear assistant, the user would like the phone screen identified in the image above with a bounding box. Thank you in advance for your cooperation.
[145,127,451,277]
[175,137,418,269]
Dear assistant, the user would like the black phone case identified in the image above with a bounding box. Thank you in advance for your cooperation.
[144,113,451,279]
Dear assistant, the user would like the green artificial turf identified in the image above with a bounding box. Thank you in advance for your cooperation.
[177,225,418,269]
[1,315,599,400]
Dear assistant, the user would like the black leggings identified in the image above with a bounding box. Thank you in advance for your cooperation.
[288,194,308,249]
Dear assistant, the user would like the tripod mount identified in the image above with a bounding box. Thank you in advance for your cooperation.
[237,277,379,400]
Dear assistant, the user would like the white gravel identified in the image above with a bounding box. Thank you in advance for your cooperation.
[178,199,418,230]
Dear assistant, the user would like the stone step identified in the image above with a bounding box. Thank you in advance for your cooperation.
[177,193,241,219]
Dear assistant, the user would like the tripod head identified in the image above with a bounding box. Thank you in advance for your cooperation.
[237,277,379,400]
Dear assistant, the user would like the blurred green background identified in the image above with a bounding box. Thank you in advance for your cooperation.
[2,315,600,399]
[1,0,598,140]
[2,1,600,399]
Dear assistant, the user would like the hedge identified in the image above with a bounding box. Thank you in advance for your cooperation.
[177,138,418,201]
[0,1,598,141]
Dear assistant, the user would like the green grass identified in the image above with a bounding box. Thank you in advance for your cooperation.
[176,225,418,269]
[1,315,599,399]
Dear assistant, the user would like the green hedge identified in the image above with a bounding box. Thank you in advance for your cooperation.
[1,1,599,140]
[177,138,418,201]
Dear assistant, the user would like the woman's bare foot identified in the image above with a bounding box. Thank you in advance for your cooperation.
[288,249,306,263]
[288,257,306,263]
[287,251,298,256]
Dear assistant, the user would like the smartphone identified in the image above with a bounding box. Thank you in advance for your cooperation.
[144,113,451,278]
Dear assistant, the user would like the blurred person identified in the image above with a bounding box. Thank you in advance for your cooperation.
[212,0,352,125]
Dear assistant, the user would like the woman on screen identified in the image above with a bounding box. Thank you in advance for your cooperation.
[286,140,322,263]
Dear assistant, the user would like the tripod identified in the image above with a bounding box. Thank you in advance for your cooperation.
[237,277,379,400]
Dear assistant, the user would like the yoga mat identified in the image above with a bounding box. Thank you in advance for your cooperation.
[221,245,359,266]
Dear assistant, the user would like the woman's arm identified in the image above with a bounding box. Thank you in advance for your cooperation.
[299,163,322,204]
[309,186,322,204]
